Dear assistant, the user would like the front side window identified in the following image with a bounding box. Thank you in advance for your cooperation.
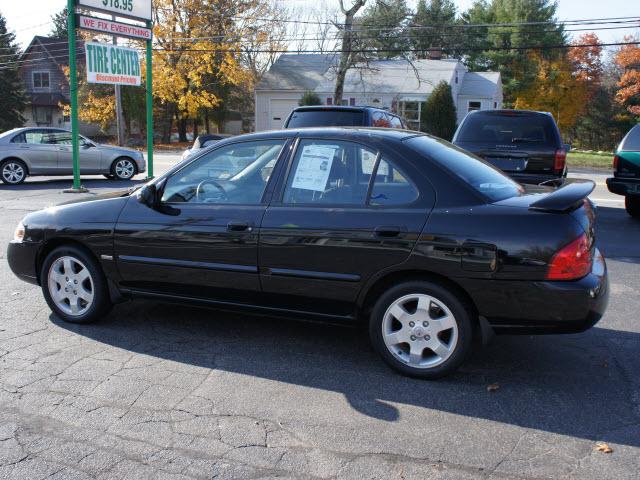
[161,139,286,204]
[389,115,403,129]
[371,111,390,128]
[33,71,50,89]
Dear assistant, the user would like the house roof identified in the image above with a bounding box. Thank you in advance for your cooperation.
[458,71,501,97]
[258,54,501,99]
[257,54,337,91]
[21,35,85,67]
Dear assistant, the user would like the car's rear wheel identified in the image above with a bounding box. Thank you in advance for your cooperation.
[41,245,112,323]
[625,195,640,218]
[111,157,137,180]
[369,280,473,379]
[1,159,27,185]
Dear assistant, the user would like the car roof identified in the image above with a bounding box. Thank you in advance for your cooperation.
[219,127,417,143]
[291,105,397,114]
[467,109,553,117]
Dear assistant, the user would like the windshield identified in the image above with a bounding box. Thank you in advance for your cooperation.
[405,135,524,202]
[455,112,559,146]
[286,110,365,128]
[619,125,640,152]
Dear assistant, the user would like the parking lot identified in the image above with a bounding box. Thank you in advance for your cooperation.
[0,157,638,479]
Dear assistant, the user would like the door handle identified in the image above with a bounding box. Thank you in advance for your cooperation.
[374,225,405,237]
[227,221,253,232]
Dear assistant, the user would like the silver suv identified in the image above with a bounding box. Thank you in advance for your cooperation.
[0,128,146,185]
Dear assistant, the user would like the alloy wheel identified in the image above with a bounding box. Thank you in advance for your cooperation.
[381,293,459,369]
[114,159,135,179]
[2,162,25,184]
[47,256,94,317]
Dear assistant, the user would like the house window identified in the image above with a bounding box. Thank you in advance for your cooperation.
[493,101,497,108]
[399,101,423,131]
[33,106,52,125]
[33,71,50,89]
[326,97,333,105]
[468,101,482,112]
[349,98,356,106]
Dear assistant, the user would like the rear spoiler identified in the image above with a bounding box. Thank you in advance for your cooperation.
[529,180,595,213]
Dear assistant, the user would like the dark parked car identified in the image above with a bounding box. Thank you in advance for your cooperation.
[7,128,608,378]
[606,124,640,217]
[452,109,568,185]
[284,106,408,129]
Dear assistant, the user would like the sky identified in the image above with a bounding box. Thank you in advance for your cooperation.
[2,0,639,49]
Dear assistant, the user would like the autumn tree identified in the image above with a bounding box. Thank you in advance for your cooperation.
[614,36,640,116]
[513,52,587,134]
[0,12,27,130]
[568,33,603,97]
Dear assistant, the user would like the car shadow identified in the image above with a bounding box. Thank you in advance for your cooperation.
[50,300,640,448]
[595,206,640,263]
[1,177,147,192]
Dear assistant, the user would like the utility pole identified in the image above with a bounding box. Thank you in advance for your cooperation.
[113,15,125,146]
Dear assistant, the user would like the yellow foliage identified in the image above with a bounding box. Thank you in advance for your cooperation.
[514,52,588,132]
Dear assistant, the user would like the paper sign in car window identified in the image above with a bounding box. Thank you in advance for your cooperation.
[291,145,337,192]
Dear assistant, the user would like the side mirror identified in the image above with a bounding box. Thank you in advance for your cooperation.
[138,184,158,208]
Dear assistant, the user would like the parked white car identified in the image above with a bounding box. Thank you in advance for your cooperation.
[0,127,146,185]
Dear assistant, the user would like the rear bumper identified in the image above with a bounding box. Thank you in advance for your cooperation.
[606,177,640,196]
[459,249,609,334]
[7,240,41,286]
[508,171,565,185]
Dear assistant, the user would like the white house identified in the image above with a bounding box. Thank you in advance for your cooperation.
[255,54,502,132]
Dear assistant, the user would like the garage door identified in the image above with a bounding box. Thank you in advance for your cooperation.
[269,99,297,130]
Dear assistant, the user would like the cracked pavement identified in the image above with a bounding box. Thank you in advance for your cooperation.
[0,172,639,479]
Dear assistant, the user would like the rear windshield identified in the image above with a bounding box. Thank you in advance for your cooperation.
[286,110,365,128]
[619,124,640,151]
[405,135,524,202]
[455,112,559,146]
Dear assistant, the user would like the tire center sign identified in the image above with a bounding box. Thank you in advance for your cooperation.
[85,42,141,86]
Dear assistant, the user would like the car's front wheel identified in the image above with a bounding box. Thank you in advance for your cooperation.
[1,159,27,185]
[111,157,137,180]
[625,195,640,218]
[41,245,112,323]
[369,280,473,379]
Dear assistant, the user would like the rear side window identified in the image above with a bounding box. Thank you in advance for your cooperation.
[369,157,419,206]
[371,111,391,128]
[389,115,403,128]
[455,112,559,146]
[286,110,365,128]
[406,135,523,202]
[619,125,640,152]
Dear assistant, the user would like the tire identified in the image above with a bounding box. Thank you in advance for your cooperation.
[625,195,640,218]
[1,159,27,185]
[111,157,137,180]
[369,280,473,379]
[41,245,112,323]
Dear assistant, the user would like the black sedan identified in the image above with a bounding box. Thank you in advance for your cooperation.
[7,128,609,378]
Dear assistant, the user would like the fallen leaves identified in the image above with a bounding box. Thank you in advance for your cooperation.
[594,442,613,454]
[486,383,500,393]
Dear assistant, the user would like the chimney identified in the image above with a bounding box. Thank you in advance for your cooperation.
[427,47,443,60]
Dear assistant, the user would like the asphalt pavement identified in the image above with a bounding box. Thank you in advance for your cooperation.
[0,158,638,480]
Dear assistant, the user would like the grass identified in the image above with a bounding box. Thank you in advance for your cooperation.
[567,151,614,169]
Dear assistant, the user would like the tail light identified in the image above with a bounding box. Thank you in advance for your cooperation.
[554,149,567,172]
[546,233,593,280]
[613,155,619,170]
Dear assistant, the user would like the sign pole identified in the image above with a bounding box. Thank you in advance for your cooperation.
[145,20,153,179]
[65,0,86,193]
